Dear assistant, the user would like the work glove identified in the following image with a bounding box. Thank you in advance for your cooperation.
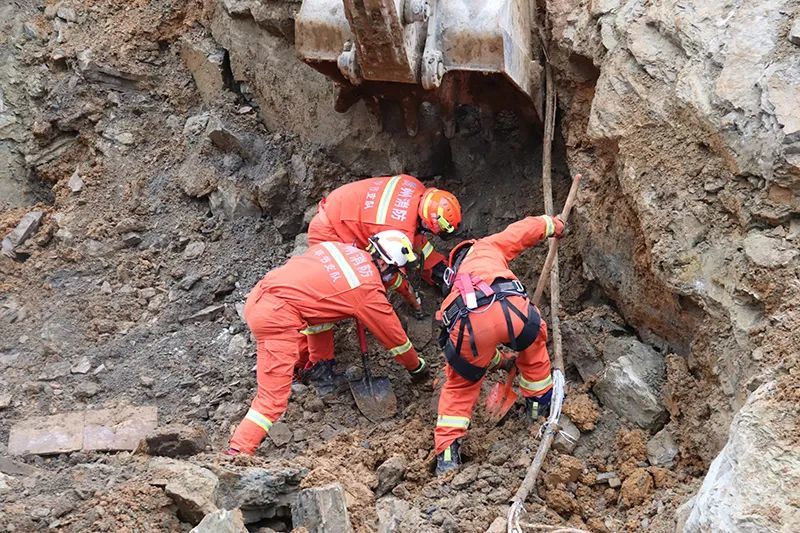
[486,349,516,373]
[408,356,429,383]
[553,216,566,239]
[525,388,553,419]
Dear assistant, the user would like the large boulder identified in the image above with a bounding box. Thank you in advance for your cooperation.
[149,458,220,525]
[682,382,800,531]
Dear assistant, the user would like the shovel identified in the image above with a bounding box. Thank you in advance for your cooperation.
[485,365,518,425]
[349,320,398,422]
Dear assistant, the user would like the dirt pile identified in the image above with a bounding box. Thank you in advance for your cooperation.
[1,0,798,532]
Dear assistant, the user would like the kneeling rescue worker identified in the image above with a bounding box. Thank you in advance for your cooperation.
[434,214,565,474]
[303,175,462,389]
[227,230,429,455]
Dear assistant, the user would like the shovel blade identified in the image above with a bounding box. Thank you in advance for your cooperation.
[350,376,397,422]
[485,370,518,425]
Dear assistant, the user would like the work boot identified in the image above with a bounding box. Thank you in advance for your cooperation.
[436,439,462,475]
[408,357,429,384]
[306,360,347,397]
[525,389,553,420]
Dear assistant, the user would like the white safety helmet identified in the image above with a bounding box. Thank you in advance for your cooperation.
[367,230,417,267]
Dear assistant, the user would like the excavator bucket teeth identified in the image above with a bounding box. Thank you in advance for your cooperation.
[295,0,543,132]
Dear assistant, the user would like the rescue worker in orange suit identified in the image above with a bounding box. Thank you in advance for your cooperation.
[303,175,461,391]
[227,230,429,455]
[433,214,565,474]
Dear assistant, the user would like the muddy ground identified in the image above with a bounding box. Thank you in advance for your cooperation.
[3,1,796,532]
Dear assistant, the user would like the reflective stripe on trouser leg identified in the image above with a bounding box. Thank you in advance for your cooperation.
[301,323,335,364]
[435,364,483,454]
[515,318,554,398]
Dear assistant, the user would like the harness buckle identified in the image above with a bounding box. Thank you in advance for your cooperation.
[512,279,526,295]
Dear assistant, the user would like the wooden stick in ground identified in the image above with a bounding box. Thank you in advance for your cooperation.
[531,173,581,309]
[507,59,582,533]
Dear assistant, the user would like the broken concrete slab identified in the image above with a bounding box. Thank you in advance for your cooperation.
[8,406,158,455]
[8,411,85,456]
[2,211,44,258]
[291,483,352,533]
[190,508,248,533]
[141,424,210,458]
[83,407,158,451]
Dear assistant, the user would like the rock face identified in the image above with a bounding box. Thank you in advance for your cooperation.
[682,382,800,531]
[291,483,353,533]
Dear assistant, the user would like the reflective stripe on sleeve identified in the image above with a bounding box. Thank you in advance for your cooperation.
[245,409,273,432]
[300,323,335,335]
[519,373,553,394]
[421,241,434,259]
[321,242,361,289]
[436,415,470,429]
[375,176,402,224]
[540,215,555,237]
[388,338,413,356]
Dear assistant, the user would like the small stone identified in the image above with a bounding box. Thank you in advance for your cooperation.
[75,381,100,399]
[2,211,44,258]
[237,106,253,114]
[92,364,106,375]
[189,305,225,322]
[647,428,679,467]
[122,232,143,247]
[619,468,653,508]
[269,422,292,447]
[205,117,247,156]
[790,19,800,46]
[70,357,92,374]
[67,170,84,193]
[375,455,407,497]
[100,281,112,294]
[743,232,798,268]
[291,383,308,395]
[141,424,209,458]
[183,241,206,260]
[56,5,77,22]
[184,114,210,136]
[0,392,12,409]
[140,375,155,387]
[553,415,581,453]
[190,508,247,533]
[452,465,478,489]
[39,361,71,381]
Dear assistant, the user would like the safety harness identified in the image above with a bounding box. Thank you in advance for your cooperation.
[438,273,541,382]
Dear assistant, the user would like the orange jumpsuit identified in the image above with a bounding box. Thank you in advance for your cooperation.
[306,175,447,364]
[230,242,421,455]
[434,216,555,453]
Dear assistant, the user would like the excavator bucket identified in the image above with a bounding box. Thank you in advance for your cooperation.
[295,0,543,136]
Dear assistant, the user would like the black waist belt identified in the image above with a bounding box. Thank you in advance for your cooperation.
[438,279,541,382]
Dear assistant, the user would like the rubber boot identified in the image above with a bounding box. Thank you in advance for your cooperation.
[306,360,347,397]
[436,439,462,475]
[525,389,553,420]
